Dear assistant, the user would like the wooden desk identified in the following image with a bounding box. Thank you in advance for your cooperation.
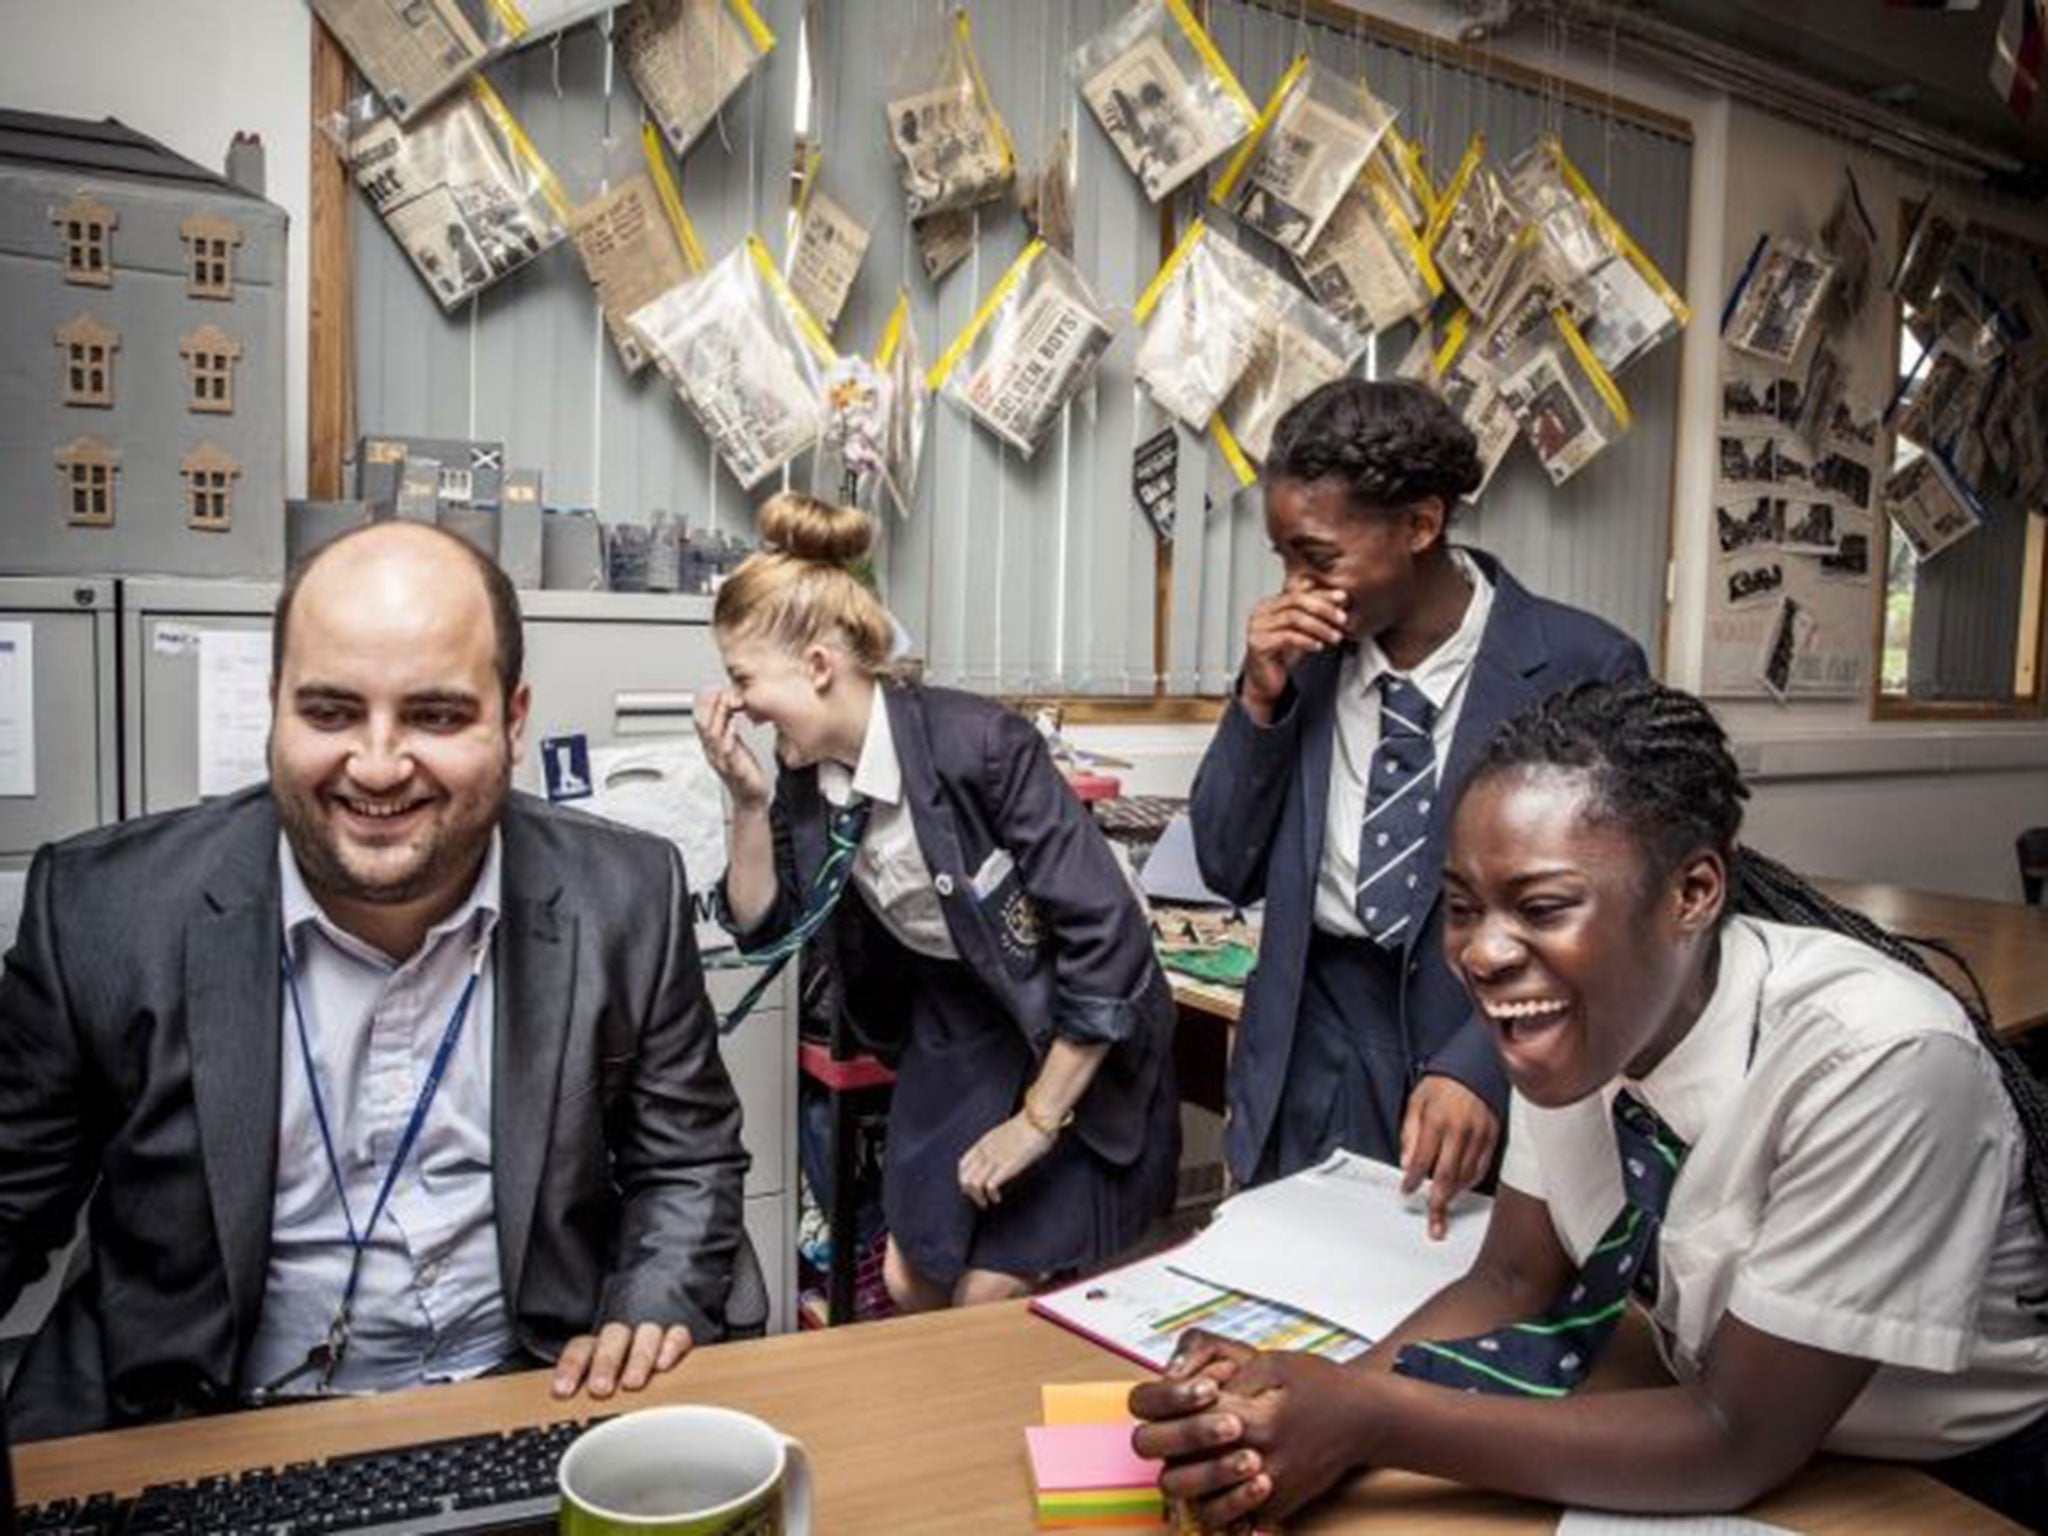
[1812,878,2048,1037]
[13,1303,2017,1534]
[1166,879,2048,1041]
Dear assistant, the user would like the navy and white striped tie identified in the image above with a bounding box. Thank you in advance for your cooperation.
[1355,674,1437,948]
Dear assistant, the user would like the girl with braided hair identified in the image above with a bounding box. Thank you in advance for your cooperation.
[1189,376,1644,1227]
[1136,677,2048,1530]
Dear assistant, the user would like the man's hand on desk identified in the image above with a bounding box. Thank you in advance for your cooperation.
[1400,1074,1500,1241]
[550,1321,694,1400]
[1131,1334,1377,1530]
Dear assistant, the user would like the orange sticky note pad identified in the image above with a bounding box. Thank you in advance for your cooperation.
[1042,1381,1139,1425]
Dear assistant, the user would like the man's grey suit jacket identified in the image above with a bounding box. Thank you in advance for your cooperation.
[0,786,752,1440]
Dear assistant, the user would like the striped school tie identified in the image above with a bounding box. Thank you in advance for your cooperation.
[1355,674,1437,948]
[1391,1091,1688,1397]
[715,795,872,1033]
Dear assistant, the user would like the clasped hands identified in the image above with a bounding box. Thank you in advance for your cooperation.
[1130,1331,1386,1532]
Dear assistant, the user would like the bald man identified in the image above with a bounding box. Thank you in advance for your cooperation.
[0,524,751,1440]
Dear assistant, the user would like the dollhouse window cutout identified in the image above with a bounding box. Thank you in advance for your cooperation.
[55,313,118,407]
[180,213,241,298]
[181,442,240,532]
[53,197,116,287]
[56,437,119,527]
[179,325,241,414]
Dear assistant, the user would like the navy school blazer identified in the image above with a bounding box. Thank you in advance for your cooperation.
[1191,548,1647,1182]
[725,683,1174,1167]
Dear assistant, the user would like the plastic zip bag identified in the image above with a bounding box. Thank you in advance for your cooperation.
[1491,307,1633,486]
[786,149,872,335]
[880,291,929,517]
[1213,56,1394,259]
[887,9,1015,219]
[616,0,775,160]
[628,236,838,489]
[1134,219,1275,431]
[343,76,570,310]
[568,121,706,374]
[1397,309,1519,500]
[929,240,1115,457]
[1371,122,1436,231]
[1427,135,1525,321]
[1291,157,1440,336]
[1212,285,1366,477]
[1506,136,1611,290]
[313,0,491,124]
[1073,0,1255,203]
[1891,193,1965,311]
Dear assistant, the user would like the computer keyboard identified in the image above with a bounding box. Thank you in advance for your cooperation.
[16,1416,606,1536]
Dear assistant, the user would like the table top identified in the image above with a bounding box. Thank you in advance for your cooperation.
[1166,879,2048,1037]
[14,1302,2017,1534]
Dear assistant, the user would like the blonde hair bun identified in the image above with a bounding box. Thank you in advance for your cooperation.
[759,491,874,566]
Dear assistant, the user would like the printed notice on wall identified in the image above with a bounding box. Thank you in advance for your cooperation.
[0,622,36,799]
[198,629,273,798]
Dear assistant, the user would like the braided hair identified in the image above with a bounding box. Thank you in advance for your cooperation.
[1267,378,1483,516]
[1465,676,2048,1254]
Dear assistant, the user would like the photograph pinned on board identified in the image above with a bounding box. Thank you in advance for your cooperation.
[1725,236,1836,366]
[1771,439,1814,490]
[1716,497,1785,556]
[1081,33,1232,203]
[1719,434,1776,487]
[1720,374,1775,425]
[1819,521,1873,582]
[1813,450,1874,510]
[1756,593,1814,702]
[1725,559,1786,607]
[1781,499,1840,552]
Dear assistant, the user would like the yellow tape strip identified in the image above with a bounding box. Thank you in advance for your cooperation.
[729,0,776,54]
[1212,413,1256,486]
[876,289,911,368]
[794,144,823,221]
[1211,52,1306,206]
[929,237,1044,388]
[749,234,838,364]
[484,0,529,41]
[1550,138,1691,327]
[1431,308,1470,378]
[1135,217,1206,323]
[1425,133,1483,250]
[641,120,706,271]
[1369,177,1440,297]
[1399,132,1437,226]
[1165,0,1257,122]
[957,9,1016,178]
[1554,305,1631,430]
[473,77,568,219]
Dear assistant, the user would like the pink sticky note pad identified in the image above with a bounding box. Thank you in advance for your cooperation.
[1025,1422,1161,1492]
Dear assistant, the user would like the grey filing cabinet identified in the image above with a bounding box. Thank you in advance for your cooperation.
[118,579,798,1335]
[0,576,119,1370]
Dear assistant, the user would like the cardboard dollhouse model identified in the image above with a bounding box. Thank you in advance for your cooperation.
[0,109,287,577]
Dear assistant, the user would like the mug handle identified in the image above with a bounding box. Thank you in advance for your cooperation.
[781,1436,813,1536]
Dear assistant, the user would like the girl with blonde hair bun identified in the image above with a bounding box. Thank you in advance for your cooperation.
[699,492,1179,1312]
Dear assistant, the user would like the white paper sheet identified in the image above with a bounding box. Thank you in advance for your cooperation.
[1138,813,1234,906]
[0,622,35,798]
[1169,1150,1489,1344]
[197,629,274,798]
[582,737,731,951]
[1557,1514,1795,1536]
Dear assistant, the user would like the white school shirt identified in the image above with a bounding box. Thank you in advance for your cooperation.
[1501,916,2048,1458]
[242,835,517,1397]
[1313,549,1494,937]
[819,684,959,960]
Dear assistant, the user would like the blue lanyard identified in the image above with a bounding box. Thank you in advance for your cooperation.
[273,930,489,1391]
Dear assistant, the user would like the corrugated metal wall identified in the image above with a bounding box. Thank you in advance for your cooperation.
[350,1,1691,694]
